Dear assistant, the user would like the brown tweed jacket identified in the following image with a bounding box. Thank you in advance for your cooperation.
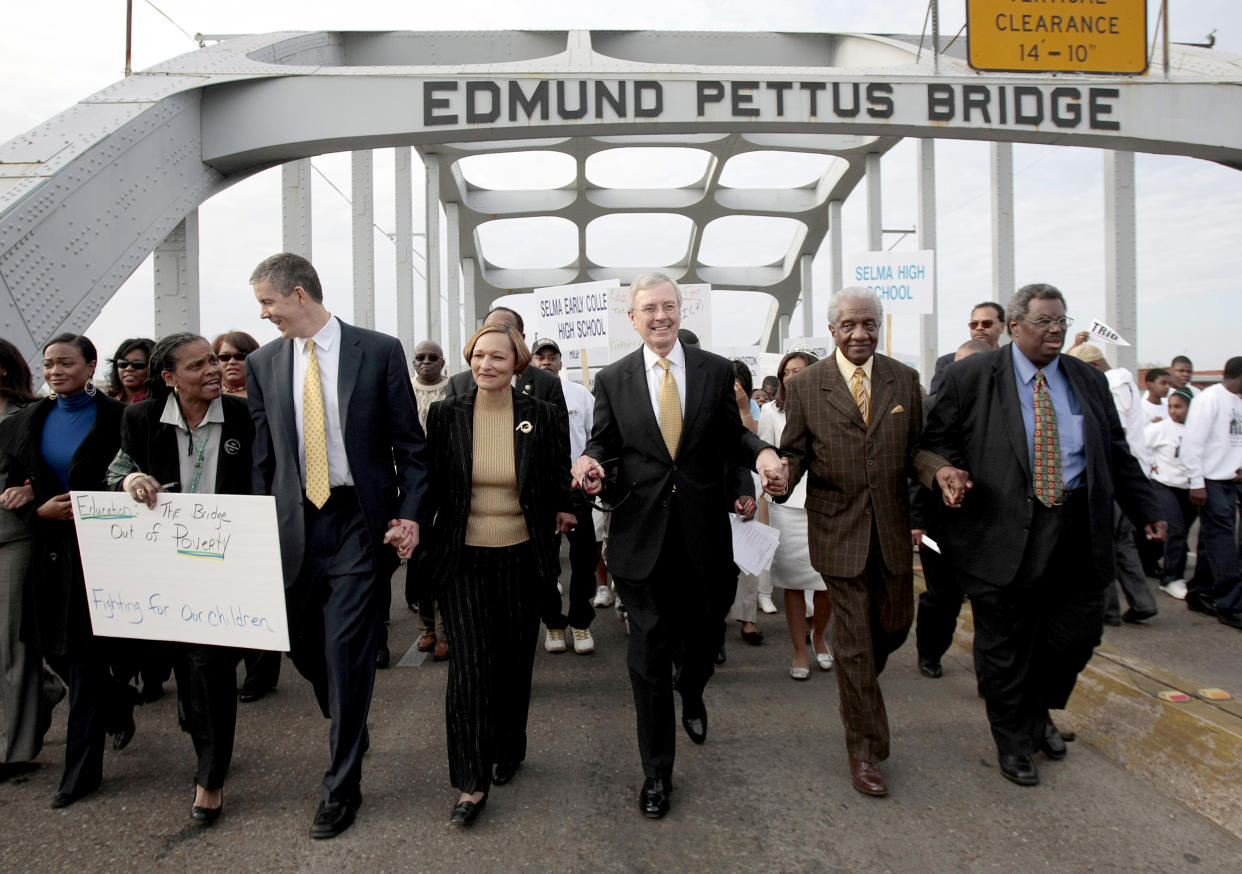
[778,353,947,579]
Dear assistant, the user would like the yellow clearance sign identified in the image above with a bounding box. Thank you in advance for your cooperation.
[966,0,1148,74]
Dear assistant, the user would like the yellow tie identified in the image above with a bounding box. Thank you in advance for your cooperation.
[657,358,682,458]
[303,339,331,509]
[851,366,869,425]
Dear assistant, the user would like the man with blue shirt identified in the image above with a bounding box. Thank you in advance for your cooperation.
[921,283,1163,787]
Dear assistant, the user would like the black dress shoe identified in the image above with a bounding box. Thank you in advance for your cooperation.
[450,793,487,826]
[111,711,136,751]
[191,803,223,825]
[638,777,672,819]
[1040,722,1068,760]
[1103,616,1123,627]
[375,646,391,669]
[917,657,943,679]
[238,687,269,704]
[740,627,765,645]
[681,697,708,745]
[1186,593,1218,617]
[998,752,1039,786]
[714,644,726,665]
[50,785,98,809]
[1122,607,1157,623]
[491,761,519,785]
[1217,608,1242,630]
[309,794,361,839]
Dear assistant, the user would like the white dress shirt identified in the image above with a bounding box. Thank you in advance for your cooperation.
[159,394,224,494]
[293,315,354,487]
[641,341,686,422]
[561,377,594,462]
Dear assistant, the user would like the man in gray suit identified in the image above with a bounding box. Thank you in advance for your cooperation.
[246,253,429,838]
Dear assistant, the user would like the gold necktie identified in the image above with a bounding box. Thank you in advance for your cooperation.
[1032,370,1063,507]
[656,358,682,458]
[303,339,331,509]
[851,366,869,425]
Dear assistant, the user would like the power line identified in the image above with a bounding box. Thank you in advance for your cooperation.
[141,0,198,45]
[310,161,428,280]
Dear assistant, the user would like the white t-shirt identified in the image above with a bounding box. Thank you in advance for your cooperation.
[560,377,594,463]
[1105,367,1148,469]
[1180,383,1242,488]
[1142,398,1169,425]
[1144,418,1190,489]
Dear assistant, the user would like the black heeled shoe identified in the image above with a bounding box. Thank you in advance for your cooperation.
[450,793,487,826]
[192,787,224,825]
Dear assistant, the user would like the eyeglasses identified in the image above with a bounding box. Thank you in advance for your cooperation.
[116,360,148,370]
[217,353,247,362]
[637,303,679,317]
[413,354,442,362]
[1019,316,1074,331]
[968,319,996,330]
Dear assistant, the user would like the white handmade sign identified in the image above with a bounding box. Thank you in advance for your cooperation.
[607,283,712,361]
[714,345,765,389]
[1087,318,1132,346]
[71,492,288,650]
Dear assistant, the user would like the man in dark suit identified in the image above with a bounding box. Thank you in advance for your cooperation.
[928,301,1006,396]
[571,272,786,819]
[444,306,575,651]
[246,253,428,838]
[777,287,963,798]
[921,283,1164,787]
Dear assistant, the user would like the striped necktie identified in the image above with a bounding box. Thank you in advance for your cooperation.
[303,339,331,509]
[1032,370,1063,507]
[656,358,682,458]
[851,366,869,425]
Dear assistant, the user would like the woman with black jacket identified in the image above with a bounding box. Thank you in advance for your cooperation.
[107,332,254,825]
[0,333,131,808]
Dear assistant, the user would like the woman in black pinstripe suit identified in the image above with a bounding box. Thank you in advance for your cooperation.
[424,324,575,826]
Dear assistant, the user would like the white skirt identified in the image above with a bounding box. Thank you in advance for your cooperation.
[768,502,825,591]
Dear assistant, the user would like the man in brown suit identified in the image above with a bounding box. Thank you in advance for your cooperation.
[778,286,967,797]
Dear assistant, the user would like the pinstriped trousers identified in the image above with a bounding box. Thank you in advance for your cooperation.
[440,542,541,794]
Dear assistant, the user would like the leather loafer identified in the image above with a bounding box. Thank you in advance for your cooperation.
[681,698,707,745]
[638,777,672,818]
[491,761,519,786]
[1040,721,1068,760]
[740,628,765,645]
[111,712,136,752]
[1122,607,1157,623]
[1186,593,1218,617]
[191,803,223,825]
[849,757,888,797]
[450,793,487,826]
[309,794,361,839]
[50,784,97,809]
[238,686,269,704]
[917,657,943,679]
[998,752,1040,786]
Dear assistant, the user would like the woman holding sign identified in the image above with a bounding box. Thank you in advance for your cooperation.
[424,323,575,826]
[107,332,254,825]
[0,333,132,809]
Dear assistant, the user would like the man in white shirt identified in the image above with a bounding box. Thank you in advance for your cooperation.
[532,338,599,654]
[1142,368,1172,424]
[1169,355,1203,398]
[1180,357,1242,629]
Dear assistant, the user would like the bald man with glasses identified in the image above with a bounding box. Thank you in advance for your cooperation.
[929,302,1006,397]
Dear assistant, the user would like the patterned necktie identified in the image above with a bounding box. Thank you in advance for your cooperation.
[656,358,682,458]
[1032,370,1063,507]
[303,339,331,509]
[851,366,869,425]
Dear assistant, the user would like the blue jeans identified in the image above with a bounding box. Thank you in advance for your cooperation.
[1189,479,1242,612]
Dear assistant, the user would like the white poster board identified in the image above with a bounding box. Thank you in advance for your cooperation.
[72,492,289,650]
[715,345,765,389]
[842,250,936,316]
[607,283,712,362]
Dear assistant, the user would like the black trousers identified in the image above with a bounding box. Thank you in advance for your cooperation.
[964,490,1104,756]
[240,650,281,694]
[46,641,137,797]
[915,541,964,664]
[543,510,599,631]
[173,644,240,790]
[287,487,379,804]
[612,504,736,780]
[1151,481,1197,583]
[440,542,541,794]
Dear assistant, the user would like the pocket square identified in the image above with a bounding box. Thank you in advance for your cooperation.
[890,404,905,414]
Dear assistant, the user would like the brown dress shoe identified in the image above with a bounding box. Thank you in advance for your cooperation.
[417,634,436,652]
[433,640,449,661]
[849,757,888,797]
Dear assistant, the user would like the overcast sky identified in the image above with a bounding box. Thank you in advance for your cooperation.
[1,0,1239,383]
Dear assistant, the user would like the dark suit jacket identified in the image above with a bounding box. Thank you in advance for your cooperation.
[446,365,569,450]
[582,344,771,582]
[0,395,125,657]
[778,353,947,579]
[245,318,429,588]
[423,388,571,587]
[113,394,254,496]
[928,351,956,398]
[920,347,1160,590]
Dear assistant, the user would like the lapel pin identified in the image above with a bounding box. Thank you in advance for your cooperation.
[517,421,533,433]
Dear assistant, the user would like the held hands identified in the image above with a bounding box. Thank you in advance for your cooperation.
[0,483,33,511]
[734,496,756,521]
[571,455,605,496]
[384,519,420,560]
[755,450,787,498]
[911,529,926,550]
[124,472,162,509]
[1144,521,1168,542]
[1189,487,1207,507]
[555,512,578,535]
[935,466,973,508]
[36,492,73,521]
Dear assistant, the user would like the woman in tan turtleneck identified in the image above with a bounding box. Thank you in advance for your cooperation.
[424,323,575,827]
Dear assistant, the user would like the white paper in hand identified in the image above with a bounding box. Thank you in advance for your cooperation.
[730,515,781,576]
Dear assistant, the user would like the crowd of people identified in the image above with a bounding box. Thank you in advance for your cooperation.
[0,254,1238,837]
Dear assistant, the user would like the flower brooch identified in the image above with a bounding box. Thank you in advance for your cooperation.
[516,420,533,434]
